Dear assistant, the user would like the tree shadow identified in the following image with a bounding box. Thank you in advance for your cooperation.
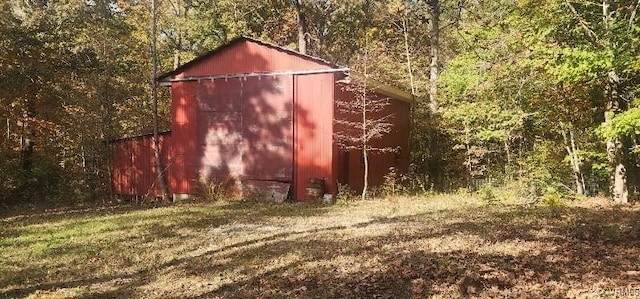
[3,201,638,298]
[163,204,640,298]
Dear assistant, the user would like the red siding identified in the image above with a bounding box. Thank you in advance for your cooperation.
[333,84,411,193]
[113,38,411,201]
[195,75,294,185]
[170,82,198,194]
[294,73,335,200]
[176,40,332,78]
[112,132,171,197]
[240,76,294,181]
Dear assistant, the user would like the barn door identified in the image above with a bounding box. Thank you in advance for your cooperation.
[195,75,293,197]
[242,75,293,182]
[196,79,244,182]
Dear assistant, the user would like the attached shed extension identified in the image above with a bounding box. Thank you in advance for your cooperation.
[111,131,171,198]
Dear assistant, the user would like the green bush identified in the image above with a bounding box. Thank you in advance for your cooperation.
[476,183,500,205]
[336,183,355,206]
[0,153,68,206]
[542,186,563,206]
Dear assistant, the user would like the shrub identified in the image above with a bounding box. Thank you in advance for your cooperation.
[194,177,237,201]
[336,183,355,206]
[0,153,68,206]
[542,186,563,206]
[476,183,500,205]
[381,167,399,197]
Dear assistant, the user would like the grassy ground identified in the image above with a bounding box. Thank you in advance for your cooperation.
[1,195,639,298]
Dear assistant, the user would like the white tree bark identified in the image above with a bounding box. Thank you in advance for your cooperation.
[428,0,440,115]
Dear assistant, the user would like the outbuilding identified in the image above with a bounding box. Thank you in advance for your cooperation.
[112,37,413,201]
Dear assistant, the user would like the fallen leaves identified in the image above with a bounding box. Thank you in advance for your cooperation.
[1,196,639,298]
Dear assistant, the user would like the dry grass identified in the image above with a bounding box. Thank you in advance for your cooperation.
[1,195,639,298]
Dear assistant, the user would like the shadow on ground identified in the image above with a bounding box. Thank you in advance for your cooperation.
[2,201,639,298]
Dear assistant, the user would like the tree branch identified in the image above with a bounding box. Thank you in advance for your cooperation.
[630,0,640,29]
[564,0,599,42]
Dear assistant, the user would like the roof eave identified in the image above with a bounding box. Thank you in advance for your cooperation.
[339,75,417,104]
[367,78,416,104]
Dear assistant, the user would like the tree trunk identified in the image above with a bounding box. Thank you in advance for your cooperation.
[362,147,369,201]
[570,129,586,196]
[6,118,9,145]
[428,0,440,115]
[361,55,368,201]
[503,132,512,179]
[293,0,308,54]
[605,72,628,203]
[151,0,170,202]
[562,128,586,195]
[602,0,627,202]
[21,95,36,171]
[402,17,416,96]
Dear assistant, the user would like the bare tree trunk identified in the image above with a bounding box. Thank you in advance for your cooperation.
[503,134,511,165]
[361,51,369,201]
[151,0,170,202]
[464,125,472,186]
[428,0,440,115]
[503,132,514,180]
[402,17,416,96]
[292,0,308,54]
[21,95,36,171]
[570,129,586,195]
[562,128,586,195]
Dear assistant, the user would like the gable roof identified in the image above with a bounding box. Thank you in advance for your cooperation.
[156,36,341,82]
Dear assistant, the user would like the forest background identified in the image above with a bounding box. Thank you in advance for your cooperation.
[1,0,639,206]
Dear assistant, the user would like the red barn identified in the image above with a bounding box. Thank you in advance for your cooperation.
[111,37,413,201]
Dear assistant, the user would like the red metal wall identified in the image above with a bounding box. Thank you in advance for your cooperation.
[170,81,198,194]
[333,84,411,193]
[113,39,412,200]
[112,132,171,197]
[176,39,333,78]
[240,76,294,182]
[167,39,334,200]
[294,73,336,200]
[195,75,294,188]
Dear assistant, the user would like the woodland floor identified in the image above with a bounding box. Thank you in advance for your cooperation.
[1,195,639,298]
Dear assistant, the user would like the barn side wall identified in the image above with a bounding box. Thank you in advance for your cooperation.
[334,85,411,193]
[111,132,171,198]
